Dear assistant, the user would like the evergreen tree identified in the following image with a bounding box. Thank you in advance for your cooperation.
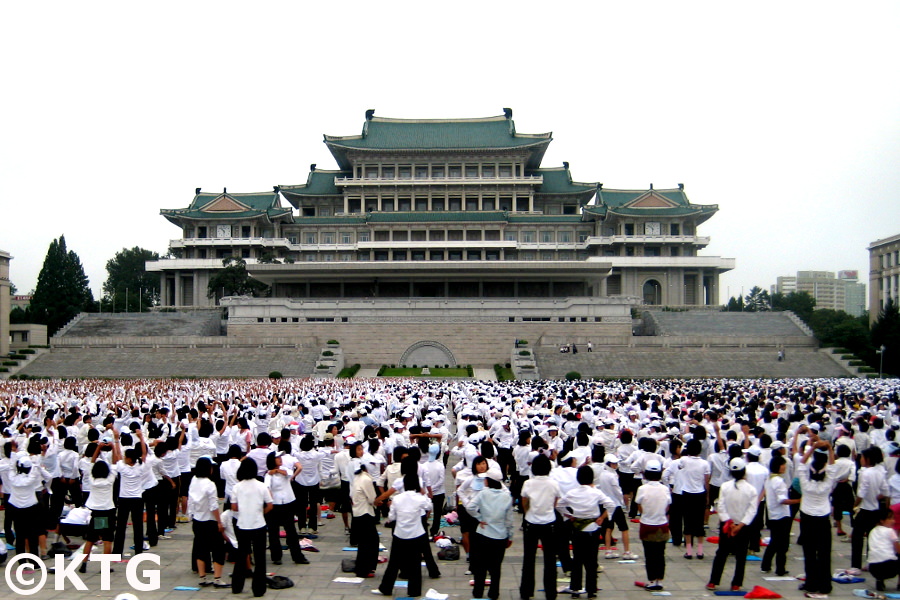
[723,295,744,312]
[30,236,95,336]
[744,286,771,312]
[771,290,816,324]
[207,257,269,302]
[101,246,161,312]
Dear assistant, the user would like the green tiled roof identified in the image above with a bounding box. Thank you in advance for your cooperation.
[324,114,551,170]
[366,211,508,223]
[280,170,347,204]
[161,191,293,225]
[584,187,718,223]
[533,167,597,196]
[507,215,584,224]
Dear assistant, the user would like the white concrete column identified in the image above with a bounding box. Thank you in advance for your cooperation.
[174,271,182,307]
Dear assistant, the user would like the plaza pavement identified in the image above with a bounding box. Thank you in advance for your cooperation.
[0,471,873,600]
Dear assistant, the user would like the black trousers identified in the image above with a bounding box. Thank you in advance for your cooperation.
[351,513,379,577]
[192,519,226,566]
[708,523,750,587]
[112,496,145,555]
[144,485,159,546]
[2,494,15,544]
[471,532,507,600]
[747,501,765,552]
[233,526,267,597]
[555,514,574,572]
[669,493,684,546]
[870,559,900,584]
[10,504,40,562]
[497,448,514,481]
[800,513,832,595]
[293,483,319,531]
[50,478,82,527]
[166,475,180,529]
[379,534,427,597]
[266,502,305,563]
[520,521,558,600]
[571,529,600,595]
[430,493,445,536]
[761,516,792,574]
[641,540,666,582]
[852,508,880,569]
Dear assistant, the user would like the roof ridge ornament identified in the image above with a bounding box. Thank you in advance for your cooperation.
[503,108,513,119]
[365,109,375,121]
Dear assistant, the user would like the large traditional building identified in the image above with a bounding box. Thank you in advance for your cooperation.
[146,111,734,364]
[869,233,900,323]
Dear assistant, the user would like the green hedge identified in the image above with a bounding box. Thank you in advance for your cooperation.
[2,361,18,367]
[18,349,36,355]
[518,350,531,356]
[268,371,283,379]
[337,364,361,378]
[322,350,334,357]
[565,371,582,380]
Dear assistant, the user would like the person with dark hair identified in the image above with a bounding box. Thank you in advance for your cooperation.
[349,456,379,577]
[467,468,514,600]
[188,457,228,587]
[374,473,433,598]
[868,508,900,591]
[831,443,856,538]
[635,460,671,592]
[246,432,273,478]
[112,428,148,556]
[232,457,273,597]
[80,434,120,573]
[160,428,185,531]
[520,453,562,600]
[51,436,82,527]
[512,430,533,510]
[706,456,758,592]
[294,434,326,537]
[761,455,798,576]
[558,465,616,599]
[677,438,710,559]
[422,444,447,536]
[853,446,889,570]
[1,453,44,567]
[264,451,308,565]
[795,432,836,599]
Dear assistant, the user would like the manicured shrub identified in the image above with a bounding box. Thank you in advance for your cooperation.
[565,371,582,381]
[327,339,340,345]
[268,371,283,379]
[322,350,334,357]
[518,350,531,356]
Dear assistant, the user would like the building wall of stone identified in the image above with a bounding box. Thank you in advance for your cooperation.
[0,251,11,357]
[227,320,631,366]
[869,234,900,323]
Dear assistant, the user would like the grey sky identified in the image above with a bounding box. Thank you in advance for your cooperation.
[2,2,898,305]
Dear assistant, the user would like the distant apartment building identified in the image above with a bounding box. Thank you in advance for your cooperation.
[869,233,900,324]
[772,270,866,317]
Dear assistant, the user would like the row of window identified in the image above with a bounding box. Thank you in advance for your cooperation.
[880,250,900,269]
[355,164,523,180]
[294,229,592,244]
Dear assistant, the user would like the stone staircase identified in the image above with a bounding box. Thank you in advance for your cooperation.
[643,310,809,337]
[19,346,319,378]
[534,346,854,380]
[58,311,221,338]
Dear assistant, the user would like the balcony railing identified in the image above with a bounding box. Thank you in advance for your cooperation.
[583,234,710,246]
[335,175,543,186]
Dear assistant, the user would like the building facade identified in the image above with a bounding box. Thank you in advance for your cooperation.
[146,111,734,362]
[772,270,866,317]
[0,250,11,357]
[869,234,900,323]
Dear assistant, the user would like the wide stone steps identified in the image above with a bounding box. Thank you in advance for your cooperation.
[19,346,319,378]
[60,312,221,338]
[645,310,808,337]
[535,346,853,379]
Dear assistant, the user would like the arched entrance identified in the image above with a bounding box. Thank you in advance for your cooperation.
[400,341,456,367]
[642,279,663,305]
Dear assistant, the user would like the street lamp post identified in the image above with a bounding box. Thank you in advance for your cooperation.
[877,345,886,378]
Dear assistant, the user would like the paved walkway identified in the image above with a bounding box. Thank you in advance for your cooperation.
[0,489,870,600]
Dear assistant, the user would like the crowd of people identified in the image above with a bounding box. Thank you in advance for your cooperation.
[0,376,899,600]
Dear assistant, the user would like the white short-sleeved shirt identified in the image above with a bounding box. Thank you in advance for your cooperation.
[635,480,671,526]
[522,475,561,525]
[869,525,899,565]
[233,479,273,530]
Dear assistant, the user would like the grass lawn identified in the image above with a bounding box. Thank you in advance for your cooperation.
[379,367,470,377]
[495,366,515,381]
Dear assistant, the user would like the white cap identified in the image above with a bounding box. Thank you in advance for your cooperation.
[747,446,762,457]
[645,460,662,472]
[730,457,747,471]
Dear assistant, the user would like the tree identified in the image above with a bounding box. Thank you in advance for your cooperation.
[723,295,744,312]
[871,298,900,376]
[101,246,161,312]
[30,235,95,336]
[771,291,816,324]
[744,286,771,312]
[207,257,269,301]
[9,282,16,295]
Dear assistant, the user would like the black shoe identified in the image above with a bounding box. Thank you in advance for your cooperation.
[775,571,790,577]
[877,581,886,592]
[429,572,441,579]
[295,557,310,565]
[272,560,282,565]
[79,562,87,574]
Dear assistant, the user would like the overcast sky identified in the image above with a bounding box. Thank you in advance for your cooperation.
[2,2,898,305]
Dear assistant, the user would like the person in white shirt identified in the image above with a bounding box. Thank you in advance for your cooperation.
[743,446,768,554]
[112,428,147,556]
[635,459,671,592]
[706,457,759,592]
[374,473,434,598]
[188,458,228,588]
[796,436,836,599]
[293,434,326,536]
[558,466,616,599]
[263,451,308,565]
[831,443,856,537]
[422,444,447,537]
[231,458,273,597]
[1,455,42,565]
[467,469,514,600]
[760,455,799,576]
[868,509,900,592]
[520,454,562,600]
[349,458,378,578]
[80,439,120,573]
[853,446,889,569]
